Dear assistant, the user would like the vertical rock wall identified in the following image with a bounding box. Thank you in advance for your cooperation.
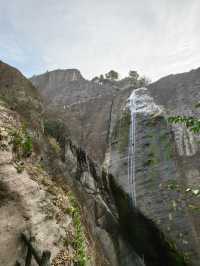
[109,88,200,265]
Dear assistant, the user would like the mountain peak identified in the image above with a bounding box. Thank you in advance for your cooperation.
[31,68,84,84]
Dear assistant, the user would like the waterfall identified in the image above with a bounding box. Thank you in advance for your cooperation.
[128,90,137,207]
[128,88,163,207]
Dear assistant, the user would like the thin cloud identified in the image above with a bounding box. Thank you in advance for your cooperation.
[0,0,200,80]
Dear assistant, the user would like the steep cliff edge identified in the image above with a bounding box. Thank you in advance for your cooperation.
[0,62,92,265]
[109,83,200,265]
[0,62,188,266]
[30,67,200,265]
[0,104,93,265]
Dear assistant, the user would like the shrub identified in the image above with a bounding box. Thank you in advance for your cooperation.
[9,126,33,159]
[68,192,88,266]
[48,137,61,154]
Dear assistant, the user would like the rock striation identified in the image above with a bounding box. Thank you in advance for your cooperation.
[0,61,191,265]
[31,66,200,265]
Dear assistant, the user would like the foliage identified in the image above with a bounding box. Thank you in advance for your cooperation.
[128,71,151,87]
[128,70,139,86]
[129,70,139,80]
[138,76,151,87]
[9,126,33,159]
[105,70,119,80]
[48,137,61,154]
[44,119,66,146]
[92,70,151,87]
[168,116,200,133]
[14,162,25,173]
[68,192,88,266]
[99,74,104,81]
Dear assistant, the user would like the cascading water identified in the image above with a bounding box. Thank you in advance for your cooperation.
[128,92,137,207]
[128,87,163,207]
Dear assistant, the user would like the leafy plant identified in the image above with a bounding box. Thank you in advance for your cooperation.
[168,115,200,133]
[44,119,66,147]
[9,126,33,159]
[68,192,88,266]
[167,180,179,191]
[14,162,25,173]
[48,137,61,154]
[105,70,119,80]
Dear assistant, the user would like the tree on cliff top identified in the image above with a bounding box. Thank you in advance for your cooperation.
[105,70,119,80]
[129,70,139,80]
[128,70,151,87]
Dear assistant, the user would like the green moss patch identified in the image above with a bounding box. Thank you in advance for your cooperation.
[68,192,88,266]
[8,125,33,160]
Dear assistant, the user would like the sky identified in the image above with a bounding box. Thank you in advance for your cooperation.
[1,0,200,81]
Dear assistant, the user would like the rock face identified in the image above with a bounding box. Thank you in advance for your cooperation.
[1,61,190,266]
[30,70,132,162]
[148,68,200,157]
[31,67,200,265]
[109,84,200,265]
[0,104,80,266]
[148,72,200,264]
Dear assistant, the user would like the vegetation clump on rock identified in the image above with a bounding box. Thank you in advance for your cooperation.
[9,125,33,159]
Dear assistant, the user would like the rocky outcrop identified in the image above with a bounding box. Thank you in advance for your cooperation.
[0,104,87,266]
[109,87,200,265]
[147,72,200,264]
[48,137,186,266]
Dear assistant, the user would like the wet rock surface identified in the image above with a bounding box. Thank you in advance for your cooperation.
[110,88,200,265]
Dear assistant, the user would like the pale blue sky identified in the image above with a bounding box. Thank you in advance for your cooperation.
[1,0,200,81]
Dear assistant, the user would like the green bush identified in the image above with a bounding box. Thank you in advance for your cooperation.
[9,126,33,159]
[44,119,66,147]
[68,192,88,266]
[168,115,200,133]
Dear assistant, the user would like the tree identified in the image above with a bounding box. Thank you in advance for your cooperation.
[129,70,139,80]
[99,74,104,81]
[128,70,139,86]
[138,76,151,87]
[44,119,67,146]
[105,70,119,81]
[91,74,105,84]
[128,71,151,87]
[91,76,99,83]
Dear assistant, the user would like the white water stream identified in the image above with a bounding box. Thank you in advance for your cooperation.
[127,88,163,207]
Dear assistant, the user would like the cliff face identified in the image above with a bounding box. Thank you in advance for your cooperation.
[0,105,87,265]
[109,74,200,265]
[31,67,200,265]
[30,70,132,162]
[1,62,189,266]
[0,62,92,265]
[148,71,200,264]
